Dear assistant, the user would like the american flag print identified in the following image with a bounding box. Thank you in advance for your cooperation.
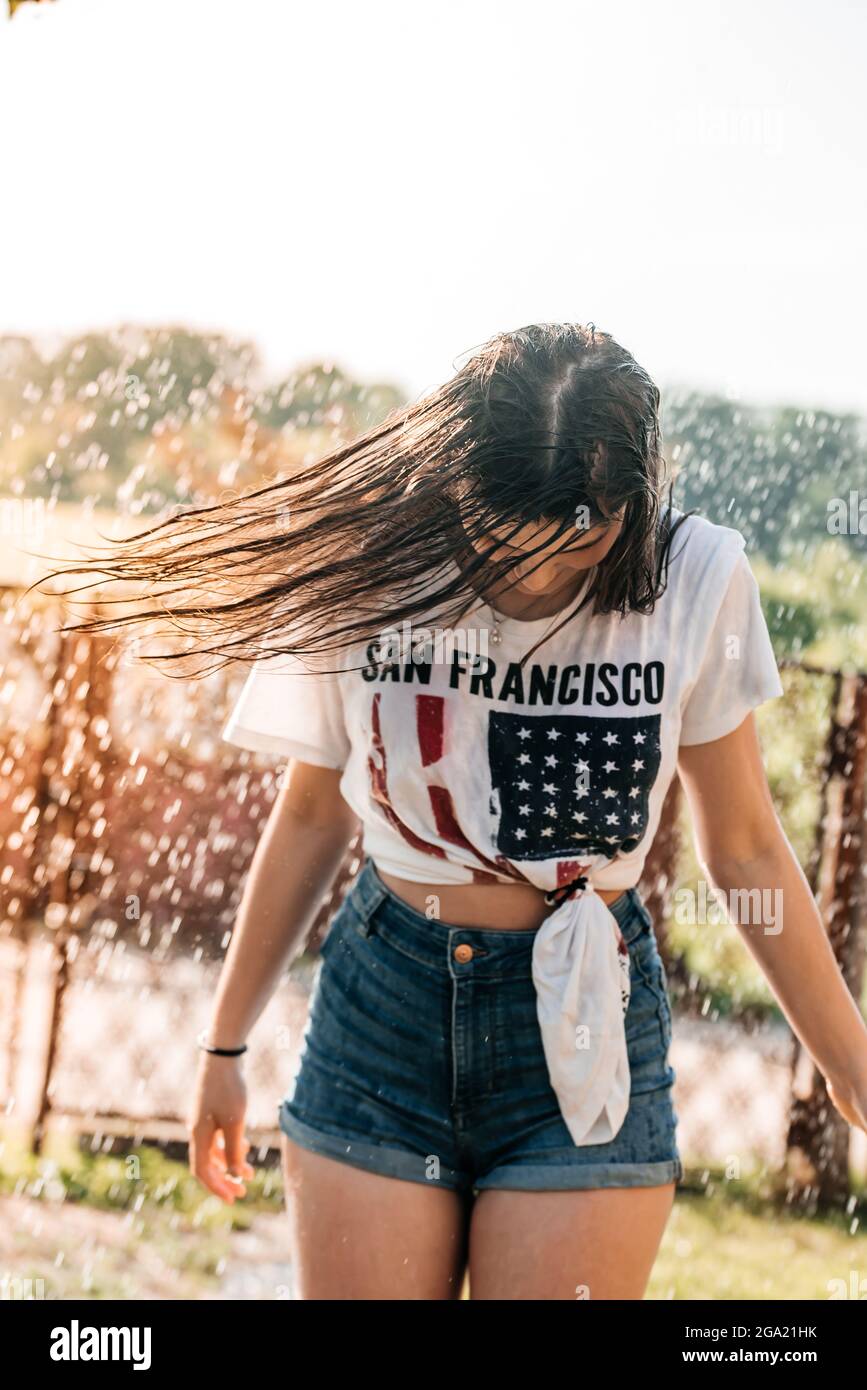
[487,711,662,862]
[366,691,523,883]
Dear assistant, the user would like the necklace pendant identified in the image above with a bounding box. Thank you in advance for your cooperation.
[490,627,502,645]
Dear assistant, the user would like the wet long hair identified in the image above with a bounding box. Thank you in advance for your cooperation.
[37,322,692,676]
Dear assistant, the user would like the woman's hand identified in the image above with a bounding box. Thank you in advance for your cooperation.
[184,763,356,1205]
[188,1053,255,1203]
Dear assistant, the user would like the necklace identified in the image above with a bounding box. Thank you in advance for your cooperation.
[483,587,584,649]
[462,561,593,648]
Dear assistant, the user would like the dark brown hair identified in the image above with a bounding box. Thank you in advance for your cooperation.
[37,322,691,675]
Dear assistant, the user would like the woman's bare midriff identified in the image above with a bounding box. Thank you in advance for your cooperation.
[376,868,626,932]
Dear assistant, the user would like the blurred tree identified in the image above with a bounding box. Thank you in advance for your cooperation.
[0,325,407,508]
[666,391,866,564]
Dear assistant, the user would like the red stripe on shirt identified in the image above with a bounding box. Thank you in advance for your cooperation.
[426,785,521,882]
[416,694,445,766]
[367,692,449,860]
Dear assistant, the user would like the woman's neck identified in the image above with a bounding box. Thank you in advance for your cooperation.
[481,567,592,622]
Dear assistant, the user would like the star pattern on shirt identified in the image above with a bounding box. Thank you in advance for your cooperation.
[488,712,663,861]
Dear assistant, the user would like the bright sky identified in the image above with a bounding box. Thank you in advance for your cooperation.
[1,0,865,414]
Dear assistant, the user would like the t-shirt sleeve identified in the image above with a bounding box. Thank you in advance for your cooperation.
[678,547,784,746]
[221,650,351,769]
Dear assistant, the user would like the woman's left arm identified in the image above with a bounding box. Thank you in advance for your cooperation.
[678,712,867,1134]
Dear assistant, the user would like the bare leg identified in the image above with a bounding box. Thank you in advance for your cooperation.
[281,1136,470,1300]
[468,1183,675,1300]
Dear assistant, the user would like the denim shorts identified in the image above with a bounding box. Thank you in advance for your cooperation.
[280,857,684,1193]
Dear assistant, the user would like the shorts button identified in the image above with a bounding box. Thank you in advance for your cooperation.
[454,943,474,964]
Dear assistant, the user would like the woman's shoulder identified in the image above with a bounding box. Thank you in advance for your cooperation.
[663,505,747,587]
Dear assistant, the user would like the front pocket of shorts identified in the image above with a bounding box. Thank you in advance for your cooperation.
[625,939,673,1087]
[629,904,672,1050]
[645,956,673,1050]
[489,969,553,1099]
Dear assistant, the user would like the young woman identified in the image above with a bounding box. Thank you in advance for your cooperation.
[57,322,867,1300]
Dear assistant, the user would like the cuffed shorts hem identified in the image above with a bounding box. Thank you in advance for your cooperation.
[474,1157,684,1192]
[278,1103,474,1192]
[279,1102,683,1194]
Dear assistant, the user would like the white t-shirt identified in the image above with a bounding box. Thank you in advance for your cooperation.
[222,510,784,897]
[222,508,783,1147]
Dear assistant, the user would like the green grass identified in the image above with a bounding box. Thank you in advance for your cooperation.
[650,1171,867,1301]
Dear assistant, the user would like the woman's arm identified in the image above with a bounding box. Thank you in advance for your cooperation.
[677,714,867,1133]
[205,759,358,1047]
[188,759,359,1201]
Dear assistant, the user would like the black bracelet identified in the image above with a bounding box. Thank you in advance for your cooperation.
[197,1029,248,1057]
